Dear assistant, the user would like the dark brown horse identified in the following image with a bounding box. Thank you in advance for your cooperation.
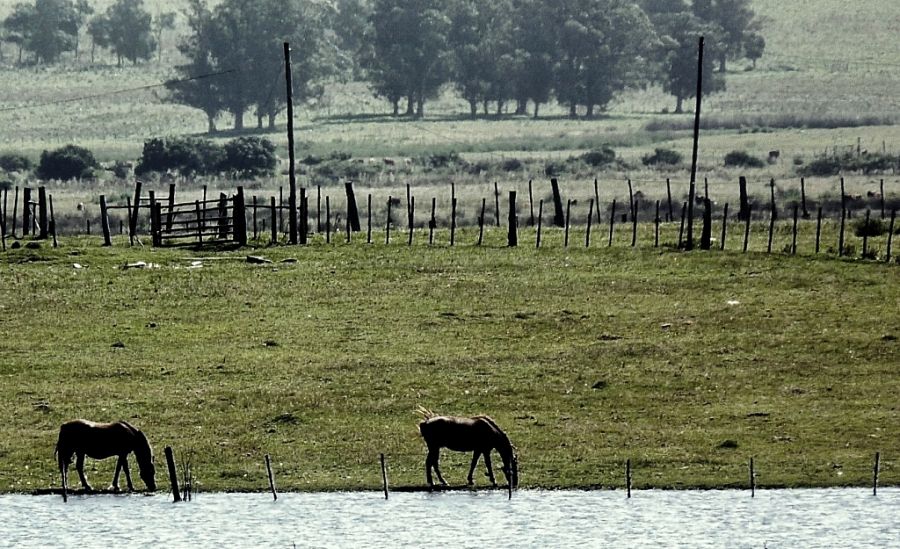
[418,410,518,489]
[55,420,157,499]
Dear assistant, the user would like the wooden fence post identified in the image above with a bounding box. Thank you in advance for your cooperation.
[767,179,776,253]
[408,195,415,246]
[528,179,535,226]
[564,199,571,247]
[130,181,142,242]
[478,198,485,246]
[450,198,457,246]
[738,176,749,221]
[11,186,18,238]
[325,195,331,244]
[429,197,436,245]
[839,177,846,256]
[494,181,501,227]
[235,187,247,245]
[551,178,564,227]
[743,204,752,253]
[873,452,880,496]
[165,446,182,502]
[666,178,673,222]
[299,188,308,245]
[380,453,389,500]
[100,195,112,247]
[346,182,361,232]
[367,194,372,244]
[385,195,392,245]
[632,199,640,247]
[886,209,896,262]
[700,198,711,250]
[153,202,163,247]
[317,185,322,233]
[594,178,602,225]
[627,179,635,222]
[265,454,277,501]
[720,203,729,250]
[508,191,517,247]
[750,457,756,498]
[815,207,823,254]
[252,196,258,240]
[880,179,885,220]
[677,202,686,248]
[48,194,57,247]
[626,459,632,499]
[167,183,176,231]
[654,200,660,248]
[586,198,594,248]
[608,199,617,247]
[196,201,204,245]
[38,186,48,239]
[22,187,31,236]
[800,178,809,219]
[536,200,543,248]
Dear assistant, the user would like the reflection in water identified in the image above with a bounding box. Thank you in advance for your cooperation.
[2,489,898,548]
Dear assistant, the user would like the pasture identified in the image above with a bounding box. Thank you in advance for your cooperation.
[0,235,897,493]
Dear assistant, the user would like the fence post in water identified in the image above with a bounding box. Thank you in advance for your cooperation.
[478,198,485,246]
[536,200,543,249]
[839,177,846,256]
[551,178,564,227]
[873,452,880,496]
[99,195,112,246]
[720,204,729,250]
[564,199,571,247]
[886,210,896,262]
[270,197,277,244]
[586,198,594,248]
[265,454,277,501]
[508,191,518,247]
[429,197,436,245]
[385,196,391,245]
[862,209,871,258]
[743,205,752,253]
[380,453,389,500]
[165,446,182,502]
[631,199,639,247]
[791,204,799,255]
[626,459,632,498]
[700,198,711,250]
[654,200,661,248]
[608,199,617,247]
[750,457,756,498]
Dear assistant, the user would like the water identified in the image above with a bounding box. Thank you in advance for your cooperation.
[1,489,898,548]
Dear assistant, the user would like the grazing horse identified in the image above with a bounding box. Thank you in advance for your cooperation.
[55,420,157,498]
[418,410,518,489]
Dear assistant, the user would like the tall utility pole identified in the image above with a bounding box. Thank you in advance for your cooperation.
[686,36,705,251]
[284,42,298,244]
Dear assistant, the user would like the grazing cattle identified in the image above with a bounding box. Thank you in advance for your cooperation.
[383,158,396,166]
[768,150,781,163]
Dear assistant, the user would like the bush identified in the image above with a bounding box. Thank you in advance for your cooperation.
[0,153,32,172]
[36,145,98,180]
[854,217,887,238]
[426,152,461,169]
[641,148,682,166]
[580,147,616,167]
[222,137,277,177]
[798,156,843,176]
[501,158,523,171]
[136,137,225,177]
[544,161,565,177]
[798,152,900,176]
[724,150,765,168]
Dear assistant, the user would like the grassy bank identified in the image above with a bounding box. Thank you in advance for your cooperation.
[0,233,897,493]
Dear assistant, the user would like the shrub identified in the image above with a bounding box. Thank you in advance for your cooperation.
[798,156,843,176]
[724,150,765,168]
[501,158,523,171]
[544,161,565,177]
[135,137,225,177]
[854,217,887,238]
[36,145,98,180]
[426,152,461,169]
[580,147,616,167]
[222,137,277,177]
[641,148,682,166]
[798,152,900,176]
[0,153,32,172]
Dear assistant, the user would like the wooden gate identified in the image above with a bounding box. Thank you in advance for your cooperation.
[150,187,246,247]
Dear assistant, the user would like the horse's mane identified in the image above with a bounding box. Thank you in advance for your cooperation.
[474,415,515,455]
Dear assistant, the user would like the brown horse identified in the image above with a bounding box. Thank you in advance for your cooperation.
[418,410,518,489]
[55,420,157,499]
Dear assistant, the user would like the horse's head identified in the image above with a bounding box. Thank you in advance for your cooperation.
[135,431,157,491]
[500,449,519,490]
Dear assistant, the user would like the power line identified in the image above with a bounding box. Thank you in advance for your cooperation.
[0,69,238,114]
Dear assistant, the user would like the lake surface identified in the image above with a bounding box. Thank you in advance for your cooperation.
[2,488,898,548]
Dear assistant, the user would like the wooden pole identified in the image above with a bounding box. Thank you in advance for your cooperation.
[429,197,436,245]
[346,202,351,244]
[720,203,729,250]
[677,202,686,248]
[265,454,277,501]
[252,196,258,240]
[100,195,112,246]
[508,191,518,247]
[594,178,603,225]
[873,452,880,496]
[631,198,639,247]
[195,200,204,245]
[478,198,485,246]
[408,195,415,246]
[627,179,635,222]
[654,200,660,248]
[0,191,5,252]
[299,188,308,245]
[608,199,617,247]
[564,199,571,247]
[367,194,372,244]
[22,187,31,237]
[626,459,632,499]
[325,195,331,244]
[767,180,776,254]
[279,186,284,234]
[38,186,48,239]
[738,176,749,221]
[839,177,846,256]
[880,179,885,219]
[450,198,457,246]
[316,185,322,233]
[586,198,594,248]
[235,187,247,245]
[815,207,823,254]
[346,182,361,231]
[48,194,58,248]
[130,181,142,244]
[126,197,133,245]
[685,36,706,251]
[750,457,756,498]
[528,179,535,226]
[700,198,711,250]
[385,196,391,245]
[494,181,501,227]
[886,209,895,262]
[284,42,298,245]
[380,453,389,500]
[536,200,543,248]
[11,186,18,238]
[666,178,673,222]
[551,178,564,227]
[791,203,799,255]
[164,446,182,502]
[800,178,809,219]
[743,204,752,253]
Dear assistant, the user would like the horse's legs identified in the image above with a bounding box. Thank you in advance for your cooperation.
[425,450,434,487]
[75,453,92,491]
[58,452,69,501]
[121,456,134,491]
[427,447,447,486]
[467,452,481,485]
[483,452,497,487]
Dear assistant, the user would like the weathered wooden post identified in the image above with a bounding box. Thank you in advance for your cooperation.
[886,209,896,262]
[317,185,322,233]
[738,176,749,222]
[608,199,617,247]
[130,180,142,243]
[815,207,823,254]
[685,36,706,251]
[767,180,776,254]
[720,203,729,250]
[165,183,175,231]
[299,188,308,245]
[38,186,48,239]
[367,194,372,244]
[477,198,485,246]
[165,446,182,502]
[880,179,885,219]
[529,179,535,226]
[252,196,258,240]
[699,198,711,250]
[99,195,112,246]
[380,453,389,500]
[536,200,543,248]
[750,457,756,498]
[873,452,880,496]
[450,197,457,246]
[839,177,846,256]
[265,454,277,501]
[195,201,204,245]
[800,177,809,219]
[627,179,635,222]
[654,200,661,248]
[564,199,571,247]
[385,195,392,245]
[677,202,687,248]
[666,178,674,222]
[429,197,436,245]
[594,178,603,225]
[22,187,31,236]
[791,204,799,255]
[586,198,594,248]
[325,195,331,244]
[10,186,18,238]
[508,191,518,247]
[494,181,501,227]
[626,459,632,499]
[632,199,640,247]
[551,178,564,227]
[346,182,361,232]
[408,195,415,246]
[284,42,298,244]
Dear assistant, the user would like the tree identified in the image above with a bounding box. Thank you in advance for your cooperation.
[331,0,374,78]
[151,11,176,63]
[3,3,36,64]
[3,0,79,63]
[166,0,222,133]
[744,32,765,69]
[508,0,557,118]
[91,0,156,67]
[368,0,451,117]
[692,0,762,72]
[553,0,655,118]
[72,0,93,60]
[654,11,725,113]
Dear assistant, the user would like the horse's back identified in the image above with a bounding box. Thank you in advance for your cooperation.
[419,415,499,451]
[56,420,138,459]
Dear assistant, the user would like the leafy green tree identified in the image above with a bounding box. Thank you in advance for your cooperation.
[90,0,156,67]
[166,0,222,133]
[654,11,725,113]
[4,0,79,63]
[692,0,762,72]
[71,0,93,60]
[151,10,176,63]
[368,0,451,117]
[331,0,374,78]
[744,32,765,68]
[508,0,556,117]
[3,3,36,64]
[553,0,655,117]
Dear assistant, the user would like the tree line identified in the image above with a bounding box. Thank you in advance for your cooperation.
[2,0,765,131]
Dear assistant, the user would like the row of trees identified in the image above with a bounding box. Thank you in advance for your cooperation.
[1,0,173,66]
